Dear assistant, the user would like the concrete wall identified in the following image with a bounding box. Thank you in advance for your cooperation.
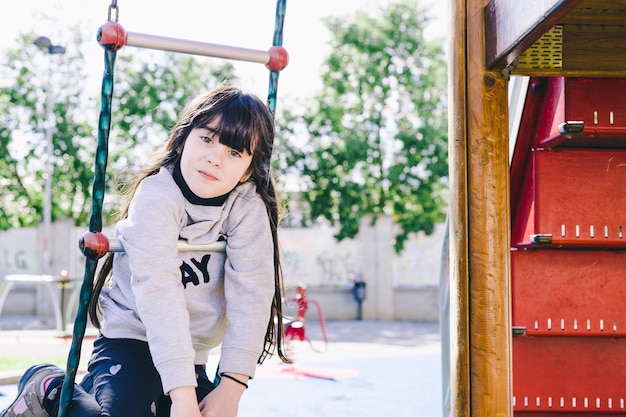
[279,217,445,321]
[293,285,440,323]
[0,217,445,322]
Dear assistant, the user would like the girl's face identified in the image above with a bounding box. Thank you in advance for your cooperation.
[180,121,253,198]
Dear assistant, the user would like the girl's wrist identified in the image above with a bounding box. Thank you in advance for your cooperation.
[169,386,197,402]
[219,372,249,390]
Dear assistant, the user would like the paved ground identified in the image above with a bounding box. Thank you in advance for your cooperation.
[0,316,443,417]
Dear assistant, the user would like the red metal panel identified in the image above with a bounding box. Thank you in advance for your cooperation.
[513,337,626,413]
[516,414,626,417]
[539,78,626,148]
[512,249,626,336]
[533,149,626,248]
[511,77,561,247]
[510,77,626,416]
[515,413,626,417]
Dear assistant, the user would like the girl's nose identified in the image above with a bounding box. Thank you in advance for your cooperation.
[207,145,225,166]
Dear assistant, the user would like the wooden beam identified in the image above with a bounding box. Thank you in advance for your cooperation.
[510,23,626,77]
[448,0,471,413]
[564,23,626,73]
[484,0,584,70]
[467,0,512,412]
[449,0,512,415]
[562,0,626,25]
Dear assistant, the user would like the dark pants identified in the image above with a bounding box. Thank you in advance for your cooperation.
[61,335,215,417]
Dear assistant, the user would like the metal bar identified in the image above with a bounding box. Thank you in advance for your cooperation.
[125,32,270,64]
[108,237,226,253]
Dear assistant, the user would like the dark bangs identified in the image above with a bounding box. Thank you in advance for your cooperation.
[191,95,260,155]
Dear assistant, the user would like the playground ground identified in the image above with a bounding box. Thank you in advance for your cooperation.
[0,317,442,417]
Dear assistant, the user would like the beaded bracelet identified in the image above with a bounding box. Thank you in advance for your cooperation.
[219,373,249,389]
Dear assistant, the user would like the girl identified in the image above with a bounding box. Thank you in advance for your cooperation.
[1,84,290,417]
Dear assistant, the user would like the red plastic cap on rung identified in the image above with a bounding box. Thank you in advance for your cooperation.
[266,45,289,72]
[97,21,127,51]
[79,231,110,260]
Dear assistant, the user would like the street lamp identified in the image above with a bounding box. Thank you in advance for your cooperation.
[33,36,66,275]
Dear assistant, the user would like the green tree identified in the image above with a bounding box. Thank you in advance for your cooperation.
[0,31,95,229]
[0,30,237,229]
[277,0,448,252]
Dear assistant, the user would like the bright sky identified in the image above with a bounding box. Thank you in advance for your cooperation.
[0,0,448,103]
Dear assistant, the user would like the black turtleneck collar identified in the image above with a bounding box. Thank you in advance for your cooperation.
[172,161,229,206]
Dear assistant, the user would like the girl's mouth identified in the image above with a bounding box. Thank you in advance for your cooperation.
[199,170,218,181]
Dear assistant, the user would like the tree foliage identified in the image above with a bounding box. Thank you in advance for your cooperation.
[276,0,448,252]
[0,29,236,230]
[0,31,95,229]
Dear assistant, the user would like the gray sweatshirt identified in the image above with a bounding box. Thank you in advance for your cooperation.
[98,166,274,394]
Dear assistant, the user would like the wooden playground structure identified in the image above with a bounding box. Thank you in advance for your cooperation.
[444,0,626,416]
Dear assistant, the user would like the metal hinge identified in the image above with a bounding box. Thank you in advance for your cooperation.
[530,234,552,244]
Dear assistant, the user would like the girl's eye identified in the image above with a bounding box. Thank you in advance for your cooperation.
[201,135,215,144]
[228,149,242,158]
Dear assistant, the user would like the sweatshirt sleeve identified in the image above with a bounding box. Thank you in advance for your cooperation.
[218,188,275,377]
[116,175,198,394]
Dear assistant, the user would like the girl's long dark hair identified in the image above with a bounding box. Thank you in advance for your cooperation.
[89,85,290,364]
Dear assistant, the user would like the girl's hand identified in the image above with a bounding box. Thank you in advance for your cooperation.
[169,386,202,417]
[199,374,248,417]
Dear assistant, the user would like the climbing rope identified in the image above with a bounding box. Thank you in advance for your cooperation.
[57,46,116,417]
[267,0,287,117]
[57,2,287,416]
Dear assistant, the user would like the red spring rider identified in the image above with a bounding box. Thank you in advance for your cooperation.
[284,283,328,352]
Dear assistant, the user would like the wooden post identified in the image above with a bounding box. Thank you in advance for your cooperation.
[448,0,512,415]
[447,0,471,414]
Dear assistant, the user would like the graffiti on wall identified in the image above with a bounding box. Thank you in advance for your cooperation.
[0,248,30,271]
[281,250,305,286]
[281,248,359,288]
[0,227,39,275]
[315,250,358,286]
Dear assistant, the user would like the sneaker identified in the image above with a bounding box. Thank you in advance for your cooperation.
[0,363,65,417]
